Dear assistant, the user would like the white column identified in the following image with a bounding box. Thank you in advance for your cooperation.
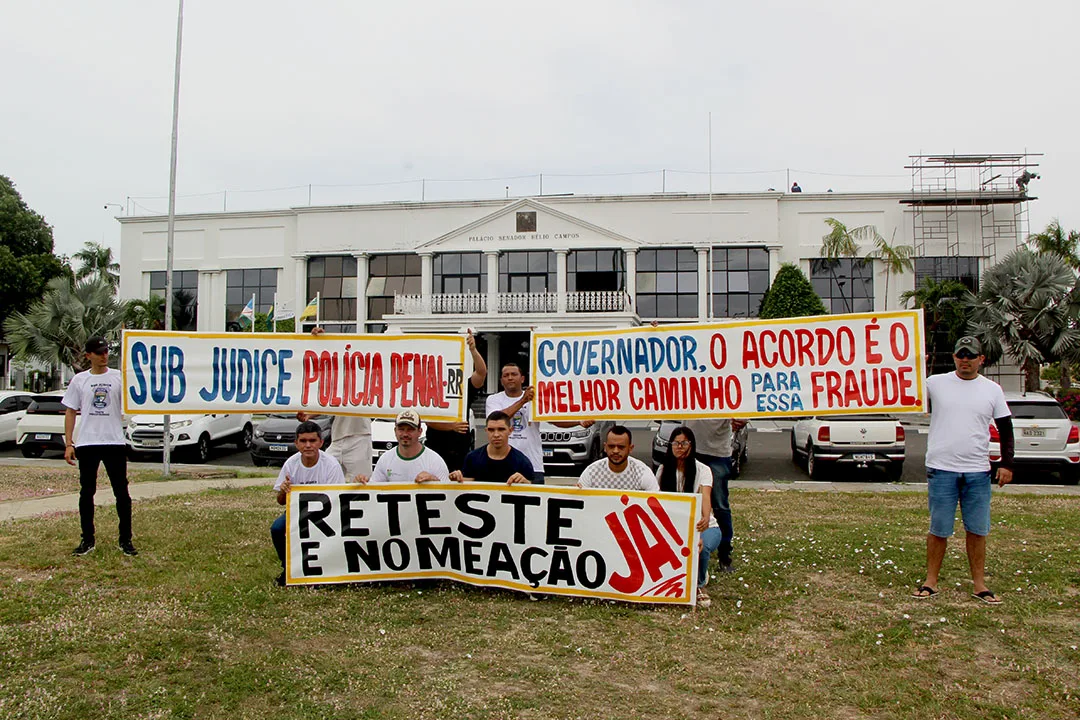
[293,256,306,328]
[354,252,369,331]
[696,247,709,321]
[555,249,568,313]
[485,250,499,315]
[420,252,433,313]
[624,248,637,314]
[487,336,500,394]
[197,270,217,331]
[769,247,781,283]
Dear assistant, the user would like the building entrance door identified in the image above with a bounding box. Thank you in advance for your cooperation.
[496,331,533,383]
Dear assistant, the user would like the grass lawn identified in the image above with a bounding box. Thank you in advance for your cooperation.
[0,486,1077,719]
[0,467,270,503]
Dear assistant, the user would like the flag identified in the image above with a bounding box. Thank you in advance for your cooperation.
[239,296,255,326]
[298,295,319,321]
[266,303,275,324]
[275,301,295,320]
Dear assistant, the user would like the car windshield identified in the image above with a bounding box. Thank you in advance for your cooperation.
[1007,402,1067,420]
[28,398,66,414]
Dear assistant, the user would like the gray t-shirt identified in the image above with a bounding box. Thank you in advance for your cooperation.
[683,418,732,458]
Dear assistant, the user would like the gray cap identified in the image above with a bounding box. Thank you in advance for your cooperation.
[954,336,982,355]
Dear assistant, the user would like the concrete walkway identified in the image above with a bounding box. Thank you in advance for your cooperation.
[3,460,1078,524]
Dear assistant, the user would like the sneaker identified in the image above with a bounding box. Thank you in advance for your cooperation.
[119,541,139,557]
[72,540,95,556]
[275,571,287,587]
[696,588,712,608]
[718,563,737,574]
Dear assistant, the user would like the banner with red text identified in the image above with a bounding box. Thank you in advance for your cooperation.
[530,310,925,421]
[284,483,699,604]
[121,330,468,421]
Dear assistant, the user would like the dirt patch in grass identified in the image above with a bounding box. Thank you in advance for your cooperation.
[0,466,246,502]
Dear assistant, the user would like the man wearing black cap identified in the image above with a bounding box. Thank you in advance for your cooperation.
[62,337,136,557]
[914,335,1013,604]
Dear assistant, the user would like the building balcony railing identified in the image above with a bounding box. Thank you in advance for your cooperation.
[393,291,631,315]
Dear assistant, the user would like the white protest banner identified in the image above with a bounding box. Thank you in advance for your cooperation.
[285,484,699,605]
[122,330,469,421]
[530,310,926,422]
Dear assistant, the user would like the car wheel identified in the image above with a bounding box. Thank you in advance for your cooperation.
[807,442,829,480]
[1065,468,1080,486]
[885,462,904,482]
[191,434,211,464]
[238,424,253,450]
[251,454,270,467]
[20,444,43,459]
[730,448,742,479]
[790,432,802,464]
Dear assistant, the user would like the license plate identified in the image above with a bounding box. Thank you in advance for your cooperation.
[142,439,163,447]
[34,433,52,440]
[543,449,554,458]
[852,453,875,461]
[269,444,289,452]
[1022,428,1045,437]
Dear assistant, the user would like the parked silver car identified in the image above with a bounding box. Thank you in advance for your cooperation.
[990,392,1079,485]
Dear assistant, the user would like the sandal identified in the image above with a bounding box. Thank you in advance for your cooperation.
[972,590,1002,605]
[912,585,938,599]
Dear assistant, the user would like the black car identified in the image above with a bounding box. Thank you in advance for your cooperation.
[651,420,749,478]
[250,414,333,466]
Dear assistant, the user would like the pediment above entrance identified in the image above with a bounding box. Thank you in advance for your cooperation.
[418,198,640,252]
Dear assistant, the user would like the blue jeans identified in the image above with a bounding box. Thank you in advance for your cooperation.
[927,468,992,537]
[698,453,734,566]
[698,527,723,587]
[270,513,287,570]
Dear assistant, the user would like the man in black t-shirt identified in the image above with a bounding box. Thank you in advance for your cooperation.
[425,330,487,473]
[450,411,534,485]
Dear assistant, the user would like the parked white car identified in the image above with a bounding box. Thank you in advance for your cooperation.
[127,413,253,463]
[15,391,70,458]
[791,414,906,481]
[990,392,1079,485]
[0,391,35,445]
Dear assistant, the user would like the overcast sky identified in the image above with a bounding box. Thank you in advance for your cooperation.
[3,0,1077,258]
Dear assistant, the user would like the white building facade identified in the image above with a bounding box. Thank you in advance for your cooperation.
[118,189,1025,392]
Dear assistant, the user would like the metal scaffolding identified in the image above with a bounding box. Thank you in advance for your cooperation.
[903,153,1040,264]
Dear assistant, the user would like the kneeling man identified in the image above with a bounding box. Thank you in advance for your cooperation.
[450,411,534,485]
[578,425,659,491]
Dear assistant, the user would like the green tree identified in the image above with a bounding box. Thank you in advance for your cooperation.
[965,248,1080,392]
[820,218,865,258]
[866,230,914,310]
[123,293,166,330]
[0,175,68,329]
[73,241,120,289]
[758,264,828,318]
[1028,219,1080,271]
[900,277,971,375]
[3,276,125,373]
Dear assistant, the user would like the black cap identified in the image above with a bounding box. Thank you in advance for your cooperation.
[954,336,982,355]
[84,337,109,354]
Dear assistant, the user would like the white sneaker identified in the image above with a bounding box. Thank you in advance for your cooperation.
[696,588,712,608]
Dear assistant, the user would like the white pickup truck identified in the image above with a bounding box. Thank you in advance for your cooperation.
[791,414,906,481]
[126,413,253,463]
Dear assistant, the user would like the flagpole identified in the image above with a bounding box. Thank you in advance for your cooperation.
[272,292,278,333]
[163,0,184,479]
[316,291,321,326]
[251,293,256,333]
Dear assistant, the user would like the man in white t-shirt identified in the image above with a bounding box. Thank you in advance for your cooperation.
[270,419,347,586]
[578,425,659,491]
[915,336,1014,605]
[485,362,592,485]
[358,410,450,484]
[63,337,135,557]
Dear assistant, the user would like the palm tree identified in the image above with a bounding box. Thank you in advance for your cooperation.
[819,218,883,313]
[123,294,166,330]
[1028,219,1080,271]
[900,277,971,374]
[73,241,120,289]
[866,230,915,310]
[965,248,1080,392]
[2,276,125,373]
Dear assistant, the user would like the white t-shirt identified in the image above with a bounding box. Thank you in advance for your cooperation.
[926,372,1010,473]
[683,419,733,458]
[485,391,544,473]
[274,450,345,491]
[331,415,371,440]
[655,460,718,528]
[370,446,450,484]
[578,456,660,491]
[62,369,125,446]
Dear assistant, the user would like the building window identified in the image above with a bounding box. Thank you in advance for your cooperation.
[434,253,486,294]
[517,211,537,232]
[810,258,874,314]
[366,253,421,327]
[636,248,698,319]
[915,256,980,292]
[711,247,770,318]
[499,251,555,293]
[149,270,198,331]
[567,250,624,293]
[308,255,359,332]
[225,268,277,327]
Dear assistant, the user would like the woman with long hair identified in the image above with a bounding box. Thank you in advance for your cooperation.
[655,425,723,608]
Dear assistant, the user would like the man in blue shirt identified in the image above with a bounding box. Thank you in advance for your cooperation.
[450,411,534,485]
